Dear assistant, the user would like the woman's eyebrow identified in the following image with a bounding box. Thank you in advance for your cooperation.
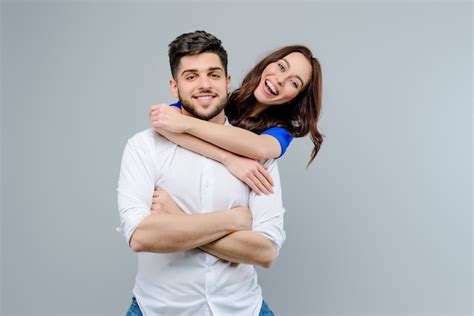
[282,58,304,87]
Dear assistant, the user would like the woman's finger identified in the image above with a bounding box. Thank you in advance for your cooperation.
[248,173,269,195]
[254,169,273,194]
[257,165,273,186]
[244,176,262,195]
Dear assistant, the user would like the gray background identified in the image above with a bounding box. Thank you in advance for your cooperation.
[1,1,472,316]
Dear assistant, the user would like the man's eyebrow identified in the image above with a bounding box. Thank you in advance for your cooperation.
[180,67,224,76]
[180,69,198,76]
[283,58,305,87]
[209,67,224,72]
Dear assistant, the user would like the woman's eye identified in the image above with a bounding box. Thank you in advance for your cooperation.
[291,80,298,88]
[278,63,285,71]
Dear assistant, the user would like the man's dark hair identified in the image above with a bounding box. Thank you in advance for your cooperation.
[168,30,228,79]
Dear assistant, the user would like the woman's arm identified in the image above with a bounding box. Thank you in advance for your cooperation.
[149,104,282,160]
[155,127,274,195]
[185,118,281,160]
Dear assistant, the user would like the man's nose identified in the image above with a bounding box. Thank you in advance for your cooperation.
[197,75,212,89]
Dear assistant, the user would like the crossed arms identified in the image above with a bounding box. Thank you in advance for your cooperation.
[130,209,277,268]
[117,132,286,268]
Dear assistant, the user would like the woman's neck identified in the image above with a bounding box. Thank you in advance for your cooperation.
[249,103,269,117]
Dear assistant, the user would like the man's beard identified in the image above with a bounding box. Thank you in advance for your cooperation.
[178,91,227,121]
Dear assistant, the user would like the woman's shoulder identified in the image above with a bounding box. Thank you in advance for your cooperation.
[169,101,182,109]
[260,126,293,158]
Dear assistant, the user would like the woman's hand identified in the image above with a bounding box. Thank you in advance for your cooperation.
[149,104,189,133]
[223,154,274,195]
[150,189,185,215]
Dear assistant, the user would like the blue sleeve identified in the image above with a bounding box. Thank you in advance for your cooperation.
[169,101,182,109]
[260,127,293,158]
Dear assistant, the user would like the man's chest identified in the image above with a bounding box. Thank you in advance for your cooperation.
[154,146,250,213]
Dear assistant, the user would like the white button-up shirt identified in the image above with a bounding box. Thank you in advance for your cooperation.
[117,127,286,316]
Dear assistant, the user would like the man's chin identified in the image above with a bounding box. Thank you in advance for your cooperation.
[181,100,226,121]
[191,110,221,121]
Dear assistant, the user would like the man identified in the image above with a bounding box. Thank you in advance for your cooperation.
[117,30,285,316]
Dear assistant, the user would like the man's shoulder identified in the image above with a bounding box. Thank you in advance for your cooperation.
[262,158,278,169]
[128,128,156,141]
[127,128,173,150]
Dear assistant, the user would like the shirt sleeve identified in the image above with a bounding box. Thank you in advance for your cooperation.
[169,101,182,109]
[260,127,293,158]
[116,133,156,245]
[249,159,286,254]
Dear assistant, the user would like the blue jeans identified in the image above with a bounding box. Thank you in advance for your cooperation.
[126,297,275,316]
[125,297,141,316]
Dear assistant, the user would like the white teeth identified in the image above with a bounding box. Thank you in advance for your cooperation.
[194,95,214,105]
[195,95,214,101]
[265,80,277,95]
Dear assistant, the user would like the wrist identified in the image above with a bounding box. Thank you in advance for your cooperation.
[221,151,236,165]
[222,209,240,232]
[182,116,195,133]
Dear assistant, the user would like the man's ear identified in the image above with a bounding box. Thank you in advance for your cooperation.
[226,75,231,95]
[169,79,178,98]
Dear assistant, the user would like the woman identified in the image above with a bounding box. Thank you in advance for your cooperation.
[149,45,323,194]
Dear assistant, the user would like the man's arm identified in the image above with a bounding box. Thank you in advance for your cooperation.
[130,207,251,253]
[199,160,286,268]
[150,188,276,265]
[117,132,252,253]
[200,231,277,268]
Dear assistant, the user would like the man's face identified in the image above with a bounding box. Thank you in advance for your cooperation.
[170,52,230,122]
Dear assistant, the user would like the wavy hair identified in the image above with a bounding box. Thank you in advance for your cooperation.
[226,45,324,166]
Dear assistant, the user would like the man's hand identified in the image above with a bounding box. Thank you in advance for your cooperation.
[150,189,185,215]
[149,104,189,133]
[229,206,253,231]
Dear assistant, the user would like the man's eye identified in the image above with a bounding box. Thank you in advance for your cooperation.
[210,73,221,78]
[185,75,196,80]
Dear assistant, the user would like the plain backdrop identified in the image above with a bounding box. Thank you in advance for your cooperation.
[1,1,472,316]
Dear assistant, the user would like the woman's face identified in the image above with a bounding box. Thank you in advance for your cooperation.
[254,52,312,106]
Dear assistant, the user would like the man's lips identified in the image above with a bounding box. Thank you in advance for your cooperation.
[192,94,216,106]
[193,92,217,98]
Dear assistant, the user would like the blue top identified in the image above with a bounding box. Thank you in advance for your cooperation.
[170,101,293,157]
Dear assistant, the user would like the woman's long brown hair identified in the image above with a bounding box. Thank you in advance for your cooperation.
[226,45,324,166]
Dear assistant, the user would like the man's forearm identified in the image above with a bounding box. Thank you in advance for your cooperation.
[200,231,277,268]
[130,210,241,253]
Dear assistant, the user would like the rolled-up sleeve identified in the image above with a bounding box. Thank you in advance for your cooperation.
[117,134,156,245]
[249,159,286,254]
